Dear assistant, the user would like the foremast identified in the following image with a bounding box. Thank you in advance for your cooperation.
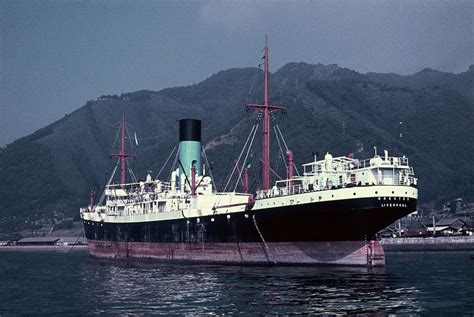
[110,114,135,187]
[246,36,286,190]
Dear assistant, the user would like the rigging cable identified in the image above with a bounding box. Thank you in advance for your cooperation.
[168,144,181,182]
[223,124,257,192]
[128,167,138,183]
[125,121,135,149]
[273,126,288,172]
[275,124,300,176]
[111,121,121,149]
[246,53,264,103]
[98,160,120,205]
[154,146,177,180]
[202,146,217,192]
[233,124,258,192]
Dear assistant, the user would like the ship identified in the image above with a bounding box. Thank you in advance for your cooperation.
[81,38,418,266]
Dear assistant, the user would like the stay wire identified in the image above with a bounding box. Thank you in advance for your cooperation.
[223,124,257,192]
[233,124,258,192]
[273,126,288,171]
[154,146,177,180]
[202,146,217,192]
[275,124,300,176]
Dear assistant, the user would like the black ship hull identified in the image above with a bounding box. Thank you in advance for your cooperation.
[83,196,416,266]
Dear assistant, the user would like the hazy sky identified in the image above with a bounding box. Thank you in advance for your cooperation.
[1,0,472,146]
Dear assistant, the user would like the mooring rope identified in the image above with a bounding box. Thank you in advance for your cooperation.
[66,229,85,255]
[252,215,276,264]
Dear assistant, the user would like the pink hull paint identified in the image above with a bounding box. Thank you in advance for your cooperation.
[87,240,385,266]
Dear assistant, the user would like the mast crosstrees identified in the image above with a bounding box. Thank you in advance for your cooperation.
[110,114,135,187]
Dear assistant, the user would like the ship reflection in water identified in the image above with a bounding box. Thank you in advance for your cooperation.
[2,251,473,315]
[80,259,422,315]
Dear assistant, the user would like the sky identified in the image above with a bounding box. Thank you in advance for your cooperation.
[1,0,472,147]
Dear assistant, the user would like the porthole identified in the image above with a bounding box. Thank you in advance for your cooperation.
[375,191,378,194]
[392,191,395,194]
[353,193,356,196]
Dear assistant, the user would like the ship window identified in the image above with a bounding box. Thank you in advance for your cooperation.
[353,193,356,196]
[375,191,378,194]
[392,191,395,194]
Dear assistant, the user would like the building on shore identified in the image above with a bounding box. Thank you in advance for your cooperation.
[427,218,471,236]
[57,237,87,246]
[17,237,61,246]
[14,237,87,246]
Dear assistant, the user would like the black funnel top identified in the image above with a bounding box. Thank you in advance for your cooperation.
[179,119,201,142]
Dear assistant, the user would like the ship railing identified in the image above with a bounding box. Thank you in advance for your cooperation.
[354,156,410,170]
[303,155,411,174]
[259,173,417,199]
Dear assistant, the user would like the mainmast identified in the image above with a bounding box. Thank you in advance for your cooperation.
[110,114,135,187]
[246,36,286,190]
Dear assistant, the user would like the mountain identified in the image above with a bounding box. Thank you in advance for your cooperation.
[0,63,473,234]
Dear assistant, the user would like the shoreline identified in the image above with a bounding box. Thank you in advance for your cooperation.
[381,236,474,251]
[2,237,474,253]
[0,245,88,252]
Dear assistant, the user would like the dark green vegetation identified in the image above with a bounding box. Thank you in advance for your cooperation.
[0,63,473,233]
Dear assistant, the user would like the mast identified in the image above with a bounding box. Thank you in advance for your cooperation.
[391,121,403,156]
[110,114,135,187]
[246,36,286,190]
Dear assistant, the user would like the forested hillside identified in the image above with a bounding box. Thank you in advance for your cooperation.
[1,63,472,233]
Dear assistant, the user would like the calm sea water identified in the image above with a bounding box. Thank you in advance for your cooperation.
[1,250,473,315]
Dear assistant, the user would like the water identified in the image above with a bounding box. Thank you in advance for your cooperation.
[1,250,473,315]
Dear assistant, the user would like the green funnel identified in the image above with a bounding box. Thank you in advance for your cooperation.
[179,119,202,184]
